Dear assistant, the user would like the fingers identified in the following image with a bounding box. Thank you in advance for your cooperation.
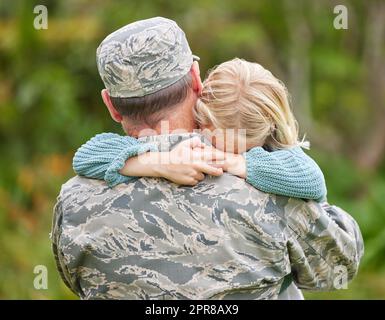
[184,177,199,186]
[192,148,226,164]
[200,144,223,154]
[194,162,224,176]
[168,163,223,186]
[183,165,220,186]
[173,138,228,166]
[210,161,227,170]
[193,172,205,181]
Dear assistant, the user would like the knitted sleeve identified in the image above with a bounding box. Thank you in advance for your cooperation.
[245,146,327,202]
[73,133,158,187]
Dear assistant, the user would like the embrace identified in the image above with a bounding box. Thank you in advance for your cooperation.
[51,17,363,300]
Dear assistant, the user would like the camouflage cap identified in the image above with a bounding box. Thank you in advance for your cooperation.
[96,17,199,98]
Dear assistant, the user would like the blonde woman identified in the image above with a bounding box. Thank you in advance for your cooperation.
[73,58,326,202]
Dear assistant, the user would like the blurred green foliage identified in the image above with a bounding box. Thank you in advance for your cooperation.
[0,0,384,299]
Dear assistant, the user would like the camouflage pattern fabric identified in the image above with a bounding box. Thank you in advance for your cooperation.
[96,17,198,98]
[51,133,364,300]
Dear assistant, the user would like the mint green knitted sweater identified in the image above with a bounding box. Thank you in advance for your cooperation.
[73,133,327,201]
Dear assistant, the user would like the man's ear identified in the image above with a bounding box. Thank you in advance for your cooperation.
[190,61,203,95]
[101,89,123,123]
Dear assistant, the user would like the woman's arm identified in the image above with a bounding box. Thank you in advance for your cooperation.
[120,137,224,185]
[224,146,327,202]
[73,132,158,187]
[73,134,224,187]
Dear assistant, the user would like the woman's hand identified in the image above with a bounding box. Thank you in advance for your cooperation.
[120,137,226,186]
[191,140,247,179]
[221,153,246,179]
[155,160,223,186]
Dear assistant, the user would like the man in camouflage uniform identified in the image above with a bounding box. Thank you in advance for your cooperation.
[51,17,364,299]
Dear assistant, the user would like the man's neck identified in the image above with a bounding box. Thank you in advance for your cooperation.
[123,96,197,138]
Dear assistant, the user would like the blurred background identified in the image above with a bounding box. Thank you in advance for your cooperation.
[0,0,384,299]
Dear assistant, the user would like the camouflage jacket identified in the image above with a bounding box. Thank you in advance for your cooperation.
[51,133,364,299]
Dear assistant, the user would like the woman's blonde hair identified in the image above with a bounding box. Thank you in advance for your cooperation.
[195,58,306,150]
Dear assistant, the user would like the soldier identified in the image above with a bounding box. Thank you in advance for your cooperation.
[51,17,363,299]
